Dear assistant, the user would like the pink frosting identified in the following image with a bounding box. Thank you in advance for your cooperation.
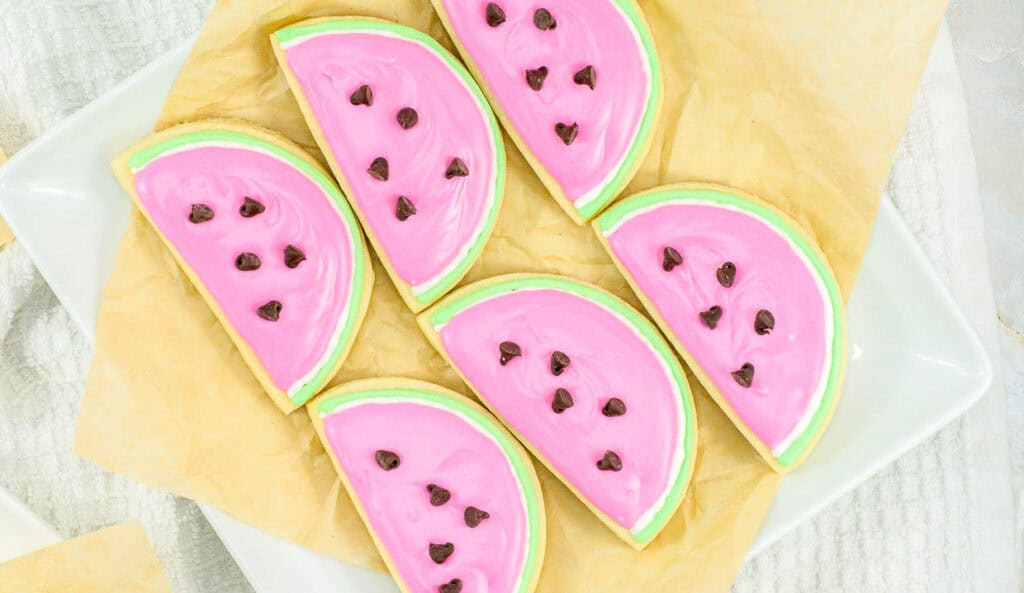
[440,0,649,206]
[438,288,681,530]
[605,203,829,449]
[133,145,354,393]
[283,31,497,292]
[323,400,528,593]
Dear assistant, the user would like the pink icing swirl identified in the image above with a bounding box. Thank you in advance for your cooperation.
[133,145,355,394]
[606,202,830,450]
[440,0,651,208]
[282,30,498,294]
[323,400,529,593]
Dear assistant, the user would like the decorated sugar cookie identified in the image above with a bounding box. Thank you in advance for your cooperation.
[309,378,545,593]
[594,184,846,472]
[430,0,662,224]
[112,120,373,414]
[271,18,505,312]
[418,275,697,549]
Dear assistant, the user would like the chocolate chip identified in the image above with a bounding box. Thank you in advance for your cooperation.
[525,66,548,91]
[368,157,389,181]
[699,305,723,329]
[440,579,463,593]
[550,351,570,375]
[754,309,775,335]
[396,196,417,221]
[555,122,578,145]
[235,252,261,271]
[350,84,373,106]
[428,542,454,564]
[602,398,627,417]
[445,158,469,179]
[485,2,506,27]
[397,107,419,129]
[573,65,596,89]
[499,341,521,365]
[374,450,400,470]
[257,300,282,321]
[464,506,490,527]
[533,8,556,30]
[239,197,265,218]
[189,203,214,224]
[284,245,306,269]
[596,450,622,471]
[731,363,755,388]
[717,262,736,287]
[427,484,451,506]
[662,247,683,271]
[551,388,574,413]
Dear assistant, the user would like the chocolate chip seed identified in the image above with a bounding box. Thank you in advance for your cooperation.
[428,542,455,564]
[284,245,306,269]
[189,203,214,224]
[427,484,451,507]
[597,450,622,472]
[498,341,521,365]
[239,197,265,218]
[663,247,683,271]
[397,107,419,130]
[552,388,574,414]
[257,300,282,322]
[350,84,373,106]
[602,398,627,417]
[235,252,261,271]
[534,8,556,30]
[374,450,401,470]
[755,309,775,335]
[526,66,549,91]
[440,579,463,593]
[464,506,490,528]
[485,2,506,27]
[717,262,736,287]
[368,157,389,181]
[699,305,723,329]
[555,122,579,145]
[445,158,469,179]
[396,196,417,221]
[732,363,755,388]
[550,351,570,376]
[573,65,597,90]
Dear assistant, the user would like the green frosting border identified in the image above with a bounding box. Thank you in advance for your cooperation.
[574,0,662,219]
[596,188,845,467]
[317,387,541,593]
[275,19,506,305]
[128,129,368,406]
[429,275,697,545]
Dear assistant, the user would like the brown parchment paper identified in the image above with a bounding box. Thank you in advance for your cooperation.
[0,521,173,593]
[76,1,947,591]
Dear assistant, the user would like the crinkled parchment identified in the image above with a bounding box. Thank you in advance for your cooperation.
[76,1,947,591]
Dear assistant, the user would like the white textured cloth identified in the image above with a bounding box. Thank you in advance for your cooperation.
[0,3,1016,593]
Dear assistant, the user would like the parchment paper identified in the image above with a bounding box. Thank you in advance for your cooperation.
[76,1,947,591]
[0,521,173,593]
[0,149,12,248]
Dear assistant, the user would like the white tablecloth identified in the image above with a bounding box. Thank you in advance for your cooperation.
[0,2,1017,592]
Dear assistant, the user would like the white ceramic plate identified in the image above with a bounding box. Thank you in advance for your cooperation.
[0,40,992,592]
[0,487,61,565]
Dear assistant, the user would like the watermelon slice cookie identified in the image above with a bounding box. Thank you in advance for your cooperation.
[111,120,373,414]
[430,0,662,224]
[271,18,505,312]
[418,274,697,549]
[594,184,846,472]
[310,378,545,593]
